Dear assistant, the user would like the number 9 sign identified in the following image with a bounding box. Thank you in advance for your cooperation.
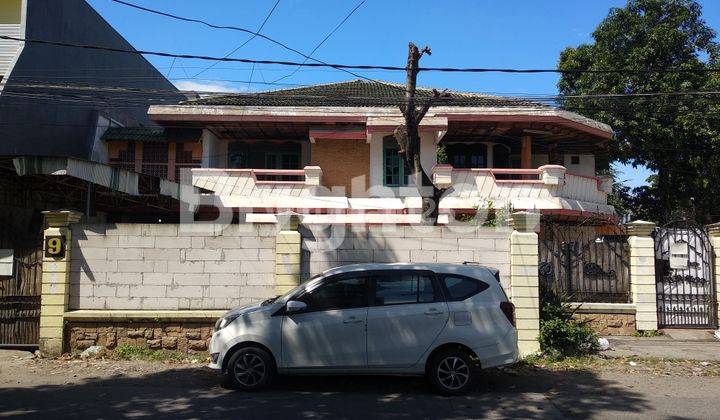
[45,236,66,259]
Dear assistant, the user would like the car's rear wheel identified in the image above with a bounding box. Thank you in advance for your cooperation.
[428,349,475,395]
[226,346,275,391]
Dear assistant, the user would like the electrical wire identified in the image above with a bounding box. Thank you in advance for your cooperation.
[106,0,373,82]
[5,34,720,75]
[193,0,281,78]
[273,0,366,83]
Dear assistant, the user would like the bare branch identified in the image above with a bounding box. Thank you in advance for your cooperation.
[415,89,449,123]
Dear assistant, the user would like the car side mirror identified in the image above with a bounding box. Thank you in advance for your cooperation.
[286,300,307,314]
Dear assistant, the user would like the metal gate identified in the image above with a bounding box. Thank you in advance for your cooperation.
[654,221,717,328]
[0,219,43,348]
[539,223,631,303]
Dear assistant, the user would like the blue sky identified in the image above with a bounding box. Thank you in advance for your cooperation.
[87,0,720,188]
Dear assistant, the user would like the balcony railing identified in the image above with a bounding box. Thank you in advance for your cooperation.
[190,164,614,217]
[191,167,322,197]
[433,164,611,205]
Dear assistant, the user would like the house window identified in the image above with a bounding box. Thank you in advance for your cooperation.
[571,155,580,165]
[446,143,487,169]
[227,141,301,169]
[141,143,169,179]
[383,137,407,187]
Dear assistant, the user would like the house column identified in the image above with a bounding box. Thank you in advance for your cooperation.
[39,210,83,357]
[134,142,143,173]
[275,212,303,295]
[520,135,532,169]
[168,142,177,181]
[706,223,720,325]
[626,220,658,331]
[510,211,541,357]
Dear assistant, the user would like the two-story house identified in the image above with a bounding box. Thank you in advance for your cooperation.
[104,80,614,224]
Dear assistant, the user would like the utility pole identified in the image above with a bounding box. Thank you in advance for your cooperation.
[393,42,448,224]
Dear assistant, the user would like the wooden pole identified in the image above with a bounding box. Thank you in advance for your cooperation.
[521,135,532,169]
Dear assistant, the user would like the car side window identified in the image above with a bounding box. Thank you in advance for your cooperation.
[441,275,488,301]
[373,272,436,306]
[297,276,368,312]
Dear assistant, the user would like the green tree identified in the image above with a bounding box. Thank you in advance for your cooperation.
[558,0,720,223]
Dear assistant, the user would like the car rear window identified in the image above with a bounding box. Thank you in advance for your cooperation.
[441,275,488,301]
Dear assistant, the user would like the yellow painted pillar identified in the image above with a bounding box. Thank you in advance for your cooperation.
[706,223,720,326]
[626,220,658,331]
[275,213,303,295]
[39,210,82,356]
[509,211,541,357]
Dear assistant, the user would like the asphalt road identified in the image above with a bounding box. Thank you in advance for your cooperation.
[1,351,719,419]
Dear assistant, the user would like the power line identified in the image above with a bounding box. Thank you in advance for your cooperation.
[193,0,281,78]
[6,34,720,75]
[273,0,366,83]
[107,0,371,82]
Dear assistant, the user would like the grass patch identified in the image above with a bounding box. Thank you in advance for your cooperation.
[517,354,720,377]
[633,330,664,337]
[111,345,204,362]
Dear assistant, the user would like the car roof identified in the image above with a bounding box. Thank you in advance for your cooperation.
[321,262,498,278]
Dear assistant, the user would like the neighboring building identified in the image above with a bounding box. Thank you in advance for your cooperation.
[0,0,185,349]
[0,0,184,161]
[112,80,616,223]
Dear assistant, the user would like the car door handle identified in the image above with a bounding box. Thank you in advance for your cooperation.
[343,316,363,324]
[424,308,444,315]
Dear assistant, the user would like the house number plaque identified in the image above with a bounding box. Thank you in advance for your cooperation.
[44,236,66,259]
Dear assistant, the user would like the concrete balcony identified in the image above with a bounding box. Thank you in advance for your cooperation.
[437,164,614,216]
[190,164,615,222]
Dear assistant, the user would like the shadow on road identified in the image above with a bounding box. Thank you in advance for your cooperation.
[0,365,649,419]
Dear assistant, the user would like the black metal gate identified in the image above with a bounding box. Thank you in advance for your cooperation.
[0,216,43,348]
[539,223,631,303]
[654,221,717,328]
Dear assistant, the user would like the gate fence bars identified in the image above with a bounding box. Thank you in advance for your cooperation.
[539,222,631,303]
[0,219,43,348]
[654,221,717,328]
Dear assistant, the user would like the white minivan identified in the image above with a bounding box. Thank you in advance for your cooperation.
[208,263,518,394]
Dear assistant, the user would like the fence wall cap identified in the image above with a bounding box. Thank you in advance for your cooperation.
[707,222,720,237]
[624,220,656,236]
[42,210,83,227]
[510,211,541,233]
[275,211,303,231]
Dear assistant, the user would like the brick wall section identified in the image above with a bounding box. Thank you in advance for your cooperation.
[69,223,277,310]
[310,138,369,197]
[574,313,637,335]
[66,322,213,354]
[301,225,511,292]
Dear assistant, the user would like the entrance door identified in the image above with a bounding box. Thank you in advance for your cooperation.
[281,275,368,368]
[654,222,717,328]
[366,271,448,367]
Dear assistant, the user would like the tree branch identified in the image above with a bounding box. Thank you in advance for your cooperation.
[415,89,449,123]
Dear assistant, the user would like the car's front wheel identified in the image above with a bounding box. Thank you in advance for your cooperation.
[428,349,476,395]
[226,346,275,391]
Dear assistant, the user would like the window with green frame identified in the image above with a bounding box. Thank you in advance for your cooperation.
[383,137,408,187]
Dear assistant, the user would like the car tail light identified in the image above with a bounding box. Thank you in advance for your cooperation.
[500,301,515,326]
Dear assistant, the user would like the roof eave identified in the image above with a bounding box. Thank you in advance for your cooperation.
[147,104,613,139]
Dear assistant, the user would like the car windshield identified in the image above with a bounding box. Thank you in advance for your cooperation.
[273,274,324,304]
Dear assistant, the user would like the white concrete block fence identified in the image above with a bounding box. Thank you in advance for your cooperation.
[38,210,548,356]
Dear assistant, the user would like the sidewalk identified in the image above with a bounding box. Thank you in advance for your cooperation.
[604,330,720,361]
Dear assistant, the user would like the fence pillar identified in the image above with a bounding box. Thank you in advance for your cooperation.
[706,223,720,326]
[275,212,303,295]
[39,210,82,356]
[626,220,658,331]
[510,211,541,357]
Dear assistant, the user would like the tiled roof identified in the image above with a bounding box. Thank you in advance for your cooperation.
[102,127,166,142]
[183,79,546,108]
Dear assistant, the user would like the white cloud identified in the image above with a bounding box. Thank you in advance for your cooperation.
[173,80,243,94]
